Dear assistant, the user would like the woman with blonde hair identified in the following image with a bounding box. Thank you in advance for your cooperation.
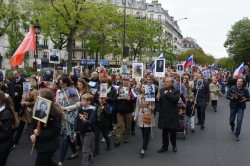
[134,85,155,158]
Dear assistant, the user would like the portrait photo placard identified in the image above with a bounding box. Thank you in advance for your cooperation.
[100,83,108,98]
[63,67,67,74]
[119,87,129,99]
[132,63,143,78]
[176,64,184,75]
[154,59,165,77]
[49,49,60,64]
[32,96,52,123]
[72,66,82,78]
[23,82,31,94]
[196,79,204,90]
[145,85,155,101]
[120,65,128,76]
[42,68,54,82]
[63,86,80,106]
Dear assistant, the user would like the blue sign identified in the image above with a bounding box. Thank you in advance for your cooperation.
[79,59,109,66]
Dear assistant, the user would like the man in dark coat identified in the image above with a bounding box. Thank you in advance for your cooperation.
[12,70,25,115]
[157,77,180,153]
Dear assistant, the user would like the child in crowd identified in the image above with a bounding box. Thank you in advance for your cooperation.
[185,95,195,133]
[74,93,96,166]
[94,97,111,155]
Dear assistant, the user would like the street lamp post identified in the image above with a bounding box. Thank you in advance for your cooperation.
[33,20,41,71]
[172,17,187,54]
[122,0,129,60]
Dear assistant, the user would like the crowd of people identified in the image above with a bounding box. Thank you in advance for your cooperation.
[0,67,250,166]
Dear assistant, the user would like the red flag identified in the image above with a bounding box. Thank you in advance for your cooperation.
[9,27,36,67]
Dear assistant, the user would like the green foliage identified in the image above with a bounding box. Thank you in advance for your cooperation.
[224,17,250,65]
[177,49,215,65]
[217,57,235,70]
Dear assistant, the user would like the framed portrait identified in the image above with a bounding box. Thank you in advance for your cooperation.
[154,59,165,77]
[176,64,184,75]
[100,83,108,98]
[132,63,143,78]
[192,66,199,75]
[32,96,52,123]
[196,79,204,90]
[120,65,128,76]
[64,86,80,106]
[42,68,54,82]
[49,49,60,64]
[63,67,67,74]
[37,59,42,72]
[56,90,69,107]
[145,85,155,101]
[23,82,31,94]
[119,87,129,99]
[72,66,82,78]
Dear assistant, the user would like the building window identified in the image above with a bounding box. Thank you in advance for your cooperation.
[112,54,116,60]
[184,44,187,48]
[150,14,153,20]
[90,53,94,59]
[72,52,75,59]
[43,39,48,47]
[73,40,76,47]
[158,15,161,21]
[43,52,48,58]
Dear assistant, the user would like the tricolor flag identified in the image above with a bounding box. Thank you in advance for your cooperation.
[150,54,164,71]
[233,63,244,77]
[9,27,36,67]
[184,55,193,69]
[130,89,137,99]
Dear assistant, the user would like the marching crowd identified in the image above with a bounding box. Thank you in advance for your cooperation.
[0,67,250,166]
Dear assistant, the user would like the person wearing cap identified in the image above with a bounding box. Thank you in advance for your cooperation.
[114,76,136,147]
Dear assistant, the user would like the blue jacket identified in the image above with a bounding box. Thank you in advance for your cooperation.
[75,105,96,135]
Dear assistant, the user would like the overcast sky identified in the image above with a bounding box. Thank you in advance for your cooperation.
[147,0,250,59]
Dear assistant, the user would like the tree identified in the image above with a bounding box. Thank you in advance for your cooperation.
[177,49,215,66]
[27,0,103,72]
[217,57,235,70]
[224,17,250,65]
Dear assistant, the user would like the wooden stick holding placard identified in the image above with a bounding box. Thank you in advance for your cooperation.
[191,89,199,119]
[31,121,41,155]
[180,74,182,95]
[158,77,161,101]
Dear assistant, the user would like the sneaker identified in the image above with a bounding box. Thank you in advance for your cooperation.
[234,135,239,141]
[108,131,114,137]
[101,137,106,143]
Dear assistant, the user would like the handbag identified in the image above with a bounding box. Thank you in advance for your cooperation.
[142,114,152,124]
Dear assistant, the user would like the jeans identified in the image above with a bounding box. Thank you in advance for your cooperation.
[95,126,110,153]
[229,107,245,137]
[59,135,77,162]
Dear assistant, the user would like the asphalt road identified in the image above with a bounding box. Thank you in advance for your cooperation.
[6,96,250,166]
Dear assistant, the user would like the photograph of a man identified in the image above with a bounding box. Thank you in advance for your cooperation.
[49,49,60,64]
[156,60,164,72]
[35,101,48,120]
[42,68,54,82]
[145,85,155,101]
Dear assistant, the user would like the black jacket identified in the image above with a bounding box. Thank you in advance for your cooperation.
[226,86,250,110]
[157,87,180,129]
[0,108,13,153]
[193,80,210,106]
[29,106,62,153]
[95,103,111,128]
[116,87,136,114]
[75,105,96,135]
[12,77,25,113]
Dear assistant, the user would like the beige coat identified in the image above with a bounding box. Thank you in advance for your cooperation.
[210,83,220,101]
[134,94,155,128]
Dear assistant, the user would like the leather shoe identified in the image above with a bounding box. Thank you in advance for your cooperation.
[106,146,111,151]
[195,122,201,125]
[114,142,120,147]
[201,125,205,130]
[173,146,177,153]
[158,147,168,153]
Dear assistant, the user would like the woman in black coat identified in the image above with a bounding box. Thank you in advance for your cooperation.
[0,91,19,166]
[157,77,180,153]
[29,89,63,166]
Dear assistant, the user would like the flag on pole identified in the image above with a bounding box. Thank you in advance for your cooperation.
[150,54,164,71]
[233,63,244,77]
[9,27,36,67]
[184,55,193,69]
